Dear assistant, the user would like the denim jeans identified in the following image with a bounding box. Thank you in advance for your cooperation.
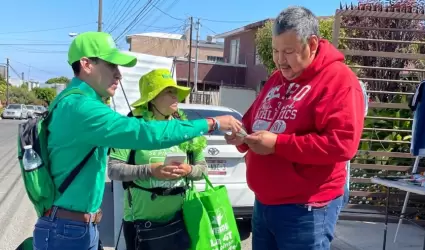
[252,196,343,250]
[32,210,99,250]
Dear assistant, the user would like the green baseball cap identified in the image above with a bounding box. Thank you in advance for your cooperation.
[68,32,137,67]
[131,68,191,108]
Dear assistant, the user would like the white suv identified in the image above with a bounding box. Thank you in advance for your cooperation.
[179,103,254,218]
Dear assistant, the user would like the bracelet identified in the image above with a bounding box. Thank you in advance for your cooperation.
[212,117,220,131]
[207,117,218,133]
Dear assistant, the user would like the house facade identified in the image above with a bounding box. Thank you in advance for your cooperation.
[126,20,273,91]
[214,19,272,89]
[126,32,224,60]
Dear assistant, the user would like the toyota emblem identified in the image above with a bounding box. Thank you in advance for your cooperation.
[208,147,220,156]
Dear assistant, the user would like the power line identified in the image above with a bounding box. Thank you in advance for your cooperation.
[199,18,255,23]
[9,59,59,76]
[0,22,95,35]
[3,46,67,54]
[114,0,160,42]
[151,1,185,21]
[8,65,23,80]
[106,0,141,33]
[202,23,218,34]
[103,0,124,28]
[134,0,182,32]
[0,43,68,46]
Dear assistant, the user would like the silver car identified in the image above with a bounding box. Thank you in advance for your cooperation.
[25,105,36,118]
[1,104,29,119]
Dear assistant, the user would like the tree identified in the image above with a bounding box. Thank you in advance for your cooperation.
[0,78,6,102]
[8,86,39,105]
[46,76,71,84]
[32,87,56,105]
[255,18,339,74]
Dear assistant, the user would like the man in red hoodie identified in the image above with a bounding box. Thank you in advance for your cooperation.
[225,6,365,250]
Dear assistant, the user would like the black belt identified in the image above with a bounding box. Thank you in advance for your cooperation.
[123,181,188,200]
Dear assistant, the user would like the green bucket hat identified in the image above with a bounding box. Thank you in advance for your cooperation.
[131,68,191,108]
[68,32,137,67]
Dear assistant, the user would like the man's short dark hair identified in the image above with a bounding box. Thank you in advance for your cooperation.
[71,57,99,75]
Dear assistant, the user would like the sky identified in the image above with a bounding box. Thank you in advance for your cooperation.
[0,0,354,82]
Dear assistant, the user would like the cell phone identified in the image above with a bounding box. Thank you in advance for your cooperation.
[164,152,187,165]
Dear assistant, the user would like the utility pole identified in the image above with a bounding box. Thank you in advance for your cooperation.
[5,58,9,106]
[97,0,103,32]
[187,17,193,88]
[193,18,201,93]
[21,72,26,90]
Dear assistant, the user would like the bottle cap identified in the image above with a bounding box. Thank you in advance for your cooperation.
[23,145,33,149]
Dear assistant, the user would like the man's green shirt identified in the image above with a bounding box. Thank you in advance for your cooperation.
[48,77,209,213]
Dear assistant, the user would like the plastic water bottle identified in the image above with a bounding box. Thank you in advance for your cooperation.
[22,145,42,171]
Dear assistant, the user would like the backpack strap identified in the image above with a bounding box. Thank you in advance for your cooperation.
[45,88,98,194]
[46,88,86,119]
[58,147,97,193]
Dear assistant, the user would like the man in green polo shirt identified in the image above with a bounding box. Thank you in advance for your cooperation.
[32,31,242,250]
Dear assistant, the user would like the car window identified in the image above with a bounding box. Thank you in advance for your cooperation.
[180,108,242,136]
[27,105,35,110]
[6,104,21,109]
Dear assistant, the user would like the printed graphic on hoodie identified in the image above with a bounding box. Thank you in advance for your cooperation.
[253,82,311,134]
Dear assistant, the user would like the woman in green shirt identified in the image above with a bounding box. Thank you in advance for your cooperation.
[108,68,209,250]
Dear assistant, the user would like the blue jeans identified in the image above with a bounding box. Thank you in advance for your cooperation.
[252,196,343,250]
[32,210,99,250]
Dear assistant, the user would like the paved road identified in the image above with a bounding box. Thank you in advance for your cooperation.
[0,119,371,250]
[0,119,38,250]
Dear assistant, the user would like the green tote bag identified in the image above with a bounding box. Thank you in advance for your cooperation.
[183,174,241,250]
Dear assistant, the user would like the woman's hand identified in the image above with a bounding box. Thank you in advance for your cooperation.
[172,163,192,176]
[150,162,181,180]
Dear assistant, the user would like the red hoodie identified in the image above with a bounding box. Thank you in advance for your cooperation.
[239,39,365,205]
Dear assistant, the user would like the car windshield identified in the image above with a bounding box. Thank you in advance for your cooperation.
[180,108,242,136]
[36,106,45,111]
[27,105,35,110]
[6,104,21,110]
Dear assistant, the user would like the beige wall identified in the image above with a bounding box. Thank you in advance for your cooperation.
[129,36,223,60]
[190,47,223,60]
[129,36,187,57]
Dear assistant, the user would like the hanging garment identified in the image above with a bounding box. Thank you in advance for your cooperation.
[409,80,425,156]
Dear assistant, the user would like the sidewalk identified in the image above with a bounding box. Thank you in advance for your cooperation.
[334,220,424,250]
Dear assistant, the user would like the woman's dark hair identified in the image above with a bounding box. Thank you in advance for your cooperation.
[148,102,181,119]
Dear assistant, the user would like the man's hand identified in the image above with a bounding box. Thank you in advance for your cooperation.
[211,115,243,134]
[151,162,181,180]
[244,131,278,155]
[224,132,245,146]
[172,163,192,176]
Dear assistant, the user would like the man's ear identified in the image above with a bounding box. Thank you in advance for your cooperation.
[309,35,319,54]
[79,57,92,74]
